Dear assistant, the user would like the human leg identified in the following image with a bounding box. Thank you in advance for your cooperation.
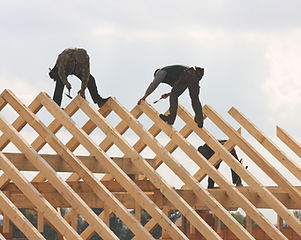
[88,74,104,103]
[162,80,187,124]
[52,79,65,106]
[188,81,203,128]
[208,162,221,189]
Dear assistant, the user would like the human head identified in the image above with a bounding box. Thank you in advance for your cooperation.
[49,66,59,80]
[194,66,204,80]
[154,68,161,77]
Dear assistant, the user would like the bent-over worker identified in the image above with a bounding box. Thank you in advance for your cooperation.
[49,48,110,107]
[138,65,204,128]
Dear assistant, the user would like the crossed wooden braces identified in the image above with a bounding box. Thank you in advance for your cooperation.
[0,89,300,240]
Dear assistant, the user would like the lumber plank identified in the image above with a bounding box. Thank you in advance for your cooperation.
[0,96,43,151]
[246,215,252,234]
[181,128,241,190]
[0,90,121,240]
[57,95,189,240]
[36,93,164,240]
[132,218,158,240]
[0,190,45,239]
[0,234,6,240]
[0,152,81,239]
[178,105,291,240]
[37,211,44,233]
[203,104,301,237]
[277,126,301,158]
[136,100,258,240]
[80,211,105,239]
[7,184,301,209]
[2,153,155,174]
[229,107,301,181]
[0,174,10,189]
[3,91,153,240]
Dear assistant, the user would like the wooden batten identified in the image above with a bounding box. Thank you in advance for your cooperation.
[0,90,120,240]
[203,104,301,237]
[0,89,300,240]
[67,95,188,240]
[0,152,81,239]
[246,215,252,234]
[137,100,255,240]
[37,211,44,233]
[177,105,289,240]
[37,93,173,240]
[0,191,45,239]
[277,126,301,158]
[229,107,301,181]
[3,152,155,174]
[109,98,227,240]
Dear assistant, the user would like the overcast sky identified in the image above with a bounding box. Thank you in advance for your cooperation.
[1,0,300,223]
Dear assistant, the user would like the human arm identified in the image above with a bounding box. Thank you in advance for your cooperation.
[57,63,71,90]
[137,70,166,105]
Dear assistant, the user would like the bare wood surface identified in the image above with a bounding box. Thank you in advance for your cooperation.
[203,104,301,237]
[38,93,179,240]
[277,126,301,158]
[69,95,189,240]
[0,90,121,240]
[2,152,155,174]
[0,191,45,239]
[0,152,81,239]
[229,107,301,181]
[113,98,253,240]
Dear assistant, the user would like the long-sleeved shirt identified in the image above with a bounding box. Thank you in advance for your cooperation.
[54,48,90,89]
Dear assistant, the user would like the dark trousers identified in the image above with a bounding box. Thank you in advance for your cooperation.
[53,74,102,106]
[208,161,242,188]
[168,76,203,126]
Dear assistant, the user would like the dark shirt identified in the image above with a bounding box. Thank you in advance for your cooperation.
[53,48,90,89]
[161,65,189,86]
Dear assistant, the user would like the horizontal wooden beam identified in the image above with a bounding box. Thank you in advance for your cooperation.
[2,153,155,174]
[4,181,301,209]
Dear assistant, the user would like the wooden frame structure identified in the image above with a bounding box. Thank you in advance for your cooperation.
[0,89,300,239]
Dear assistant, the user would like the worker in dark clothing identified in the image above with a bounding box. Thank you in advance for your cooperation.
[198,140,243,188]
[138,65,204,128]
[49,48,110,107]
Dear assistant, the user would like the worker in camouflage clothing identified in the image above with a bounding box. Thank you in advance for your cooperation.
[138,65,204,128]
[49,48,110,107]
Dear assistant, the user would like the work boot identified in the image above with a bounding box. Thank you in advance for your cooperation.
[159,114,174,125]
[194,116,203,128]
[97,97,110,108]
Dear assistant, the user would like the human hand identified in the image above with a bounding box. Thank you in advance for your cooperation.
[66,82,72,90]
[137,95,146,105]
[161,93,170,99]
[77,88,86,99]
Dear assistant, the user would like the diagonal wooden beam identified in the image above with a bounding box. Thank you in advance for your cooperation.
[229,107,301,181]
[203,104,301,237]
[39,93,188,240]
[0,174,10,190]
[76,96,223,239]
[0,190,45,239]
[277,126,301,158]
[1,90,152,240]
[0,233,6,240]
[3,153,155,174]
[181,128,241,190]
[0,91,128,240]
[0,152,81,239]
[177,105,289,240]
[136,100,258,240]
[0,96,43,151]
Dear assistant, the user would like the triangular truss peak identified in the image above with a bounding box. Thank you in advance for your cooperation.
[0,89,299,240]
